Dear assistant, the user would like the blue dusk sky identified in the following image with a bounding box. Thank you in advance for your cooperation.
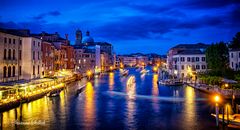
[0,0,240,54]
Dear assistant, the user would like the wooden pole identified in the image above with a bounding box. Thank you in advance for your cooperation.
[216,104,219,127]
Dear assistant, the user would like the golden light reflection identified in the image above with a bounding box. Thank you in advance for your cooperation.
[126,76,136,100]
[109,72,114,90]
[126,76,136,128]
[152,74,159,97]
[184,87,196,126]
[84,82,96,128]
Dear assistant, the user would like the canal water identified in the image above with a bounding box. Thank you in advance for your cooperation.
[1,68,218,130]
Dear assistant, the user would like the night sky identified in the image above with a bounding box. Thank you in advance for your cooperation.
[0,0,240,54]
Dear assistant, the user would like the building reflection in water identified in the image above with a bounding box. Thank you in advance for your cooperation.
[84,82,96,129]
[152,74,159,97]
[152,74,159,112]
[125,76,136,129]
[184,87,196,127]
[109,72,114,91]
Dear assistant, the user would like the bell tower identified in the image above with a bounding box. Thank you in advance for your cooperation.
[75,29,82,45]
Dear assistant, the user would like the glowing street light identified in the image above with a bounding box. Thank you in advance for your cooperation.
[214,95,220,103]
[110,66,113,71]
[87,70,92,80]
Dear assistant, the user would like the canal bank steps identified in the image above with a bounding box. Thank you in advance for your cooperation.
[185,83,240,99]
[0,79,75,112]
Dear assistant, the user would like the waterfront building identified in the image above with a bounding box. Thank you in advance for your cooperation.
[73,29,114,73]
[41,41,55,76]
[167,43,209,77]
[172,50,207,79]
[0,29,24,82]
[229,48,240,71]
[118,55,137,67]
[74,46,96,73]
[21,37,42,80]
[33,32,75,71]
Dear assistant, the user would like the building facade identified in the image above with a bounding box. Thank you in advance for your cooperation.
[167,43,209,78]
[21,37,42,80]
[229,48,240,71]
[172,50,207,79]
[0,31,23,82]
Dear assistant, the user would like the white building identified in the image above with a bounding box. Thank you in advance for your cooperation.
[229,48,240,71]
[172,50,207,79]
[22,37,42,80]
[0,31,23,82]
[119,56,137,67]
[167,43,209,78]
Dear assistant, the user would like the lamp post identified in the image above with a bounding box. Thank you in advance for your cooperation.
[214,95,220,127]
[87,70,92,80]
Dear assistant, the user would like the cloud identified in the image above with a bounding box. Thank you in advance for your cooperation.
[180,0,240,9]
[32,11,61,20]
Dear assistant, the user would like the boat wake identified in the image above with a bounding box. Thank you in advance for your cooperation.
[104,91,207,102]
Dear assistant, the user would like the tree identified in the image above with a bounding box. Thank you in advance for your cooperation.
[229,32,240,49]
[205,42,229,76]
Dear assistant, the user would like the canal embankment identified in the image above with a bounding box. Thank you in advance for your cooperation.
[185,83,240,99]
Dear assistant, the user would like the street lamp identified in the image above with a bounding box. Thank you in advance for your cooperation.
[214,95,220,127]
[110,66,113,71]
[87,70,92,80]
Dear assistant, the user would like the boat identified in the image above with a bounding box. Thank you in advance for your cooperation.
[76,84,86,95]
[120,69,129,76]
[140,69,149,74]
[158,79,183,86]
[211,114,240,127]
[47,90,61,97]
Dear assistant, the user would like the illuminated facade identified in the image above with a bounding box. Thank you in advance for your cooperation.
[167,43,209,78]
[21,37,42,80]
[0,30,23,82]
[229,48,240,71]
[172,51,207,79]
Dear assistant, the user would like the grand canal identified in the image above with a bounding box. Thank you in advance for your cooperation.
[2,68,219,130]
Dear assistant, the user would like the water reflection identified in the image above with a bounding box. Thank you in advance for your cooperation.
[184,87,196,127]
[125,76,136,129]
[126,76,136,100]
[84,82,96,129]
[109,72,114,90]
[152,74,159,97]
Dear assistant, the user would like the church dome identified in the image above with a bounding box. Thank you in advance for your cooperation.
[82,36,94,43]
[82,30,94,43]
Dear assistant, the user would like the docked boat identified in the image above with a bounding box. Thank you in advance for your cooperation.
[140,69,149,74]
[76,84,86,95]
[158,79,183,86]
[211,114,240,127]
[120,69,129,76]
[47,90,61,97]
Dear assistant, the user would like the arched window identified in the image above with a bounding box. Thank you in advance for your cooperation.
[12,66,15,77]
[3,66,7,78]
[13,50,15,60]
[4,49,7,59]
[8,49,11,59]
[8,66,11,77]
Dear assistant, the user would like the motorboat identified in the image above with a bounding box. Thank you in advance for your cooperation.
[120,69,129,76]
[47,90,61,97]
[76,84,86,95]
[140,69,149,74]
